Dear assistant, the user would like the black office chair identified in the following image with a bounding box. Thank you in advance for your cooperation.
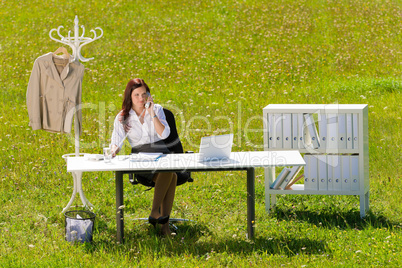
[128,108,193,225]
[128,108,193,186]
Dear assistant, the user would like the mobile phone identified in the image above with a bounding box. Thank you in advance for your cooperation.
[145,92,151,108]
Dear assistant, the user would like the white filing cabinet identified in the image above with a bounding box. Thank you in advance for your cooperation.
[263,104,369,218]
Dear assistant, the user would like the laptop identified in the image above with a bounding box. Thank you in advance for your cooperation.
[198,134,234,162]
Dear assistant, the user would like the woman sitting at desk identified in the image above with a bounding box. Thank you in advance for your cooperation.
[110,78,177,237]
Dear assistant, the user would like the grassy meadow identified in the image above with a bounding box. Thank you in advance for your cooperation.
[1,0,401,267]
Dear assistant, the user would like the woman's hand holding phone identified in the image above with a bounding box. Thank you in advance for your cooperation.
[145,92,153,110]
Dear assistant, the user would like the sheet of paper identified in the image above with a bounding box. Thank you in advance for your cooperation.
[130,152,163,162]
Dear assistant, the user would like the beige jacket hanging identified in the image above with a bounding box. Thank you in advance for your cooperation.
[26,52,85,134]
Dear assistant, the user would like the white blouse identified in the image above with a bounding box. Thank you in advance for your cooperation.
[110,104,170,149]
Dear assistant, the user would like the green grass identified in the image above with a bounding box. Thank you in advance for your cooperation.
[1,0,401,267]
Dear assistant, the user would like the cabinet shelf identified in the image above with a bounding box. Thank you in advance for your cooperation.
[264,148,361,154]
[263,104,369,218]
[266,184,364,196]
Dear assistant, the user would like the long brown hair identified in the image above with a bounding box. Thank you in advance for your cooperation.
[119,78,150,131]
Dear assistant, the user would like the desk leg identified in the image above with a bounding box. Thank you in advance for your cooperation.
[247,168,255,240]
[116,171,124,244]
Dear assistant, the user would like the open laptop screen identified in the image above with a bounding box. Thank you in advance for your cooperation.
[198,134,234,162]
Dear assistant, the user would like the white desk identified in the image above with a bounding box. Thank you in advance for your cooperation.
[67,151,305,243]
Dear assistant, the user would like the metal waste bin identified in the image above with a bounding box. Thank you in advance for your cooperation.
[65,210,95,243]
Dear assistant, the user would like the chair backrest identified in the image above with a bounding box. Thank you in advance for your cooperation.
[129,108,192,187]
[162,108,184,154]
[162,108,193,185]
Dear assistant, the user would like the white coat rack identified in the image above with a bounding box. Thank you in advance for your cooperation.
[50,16,103,213]
[49,15,103,62]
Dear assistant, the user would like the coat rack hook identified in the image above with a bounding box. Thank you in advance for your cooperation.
[49,15,103,63]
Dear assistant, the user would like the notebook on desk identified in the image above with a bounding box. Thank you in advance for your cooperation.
[198,134,234,162]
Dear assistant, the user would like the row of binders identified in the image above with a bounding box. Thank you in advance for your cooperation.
[270,154,360,191]
[304,154,360,191]
[267,113,359,150]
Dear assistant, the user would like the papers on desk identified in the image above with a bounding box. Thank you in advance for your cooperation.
[84,154,104,161]
[130,152,164,162]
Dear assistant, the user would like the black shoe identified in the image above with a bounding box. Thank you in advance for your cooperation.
[148,216,158,227]
[158,216,169,225]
